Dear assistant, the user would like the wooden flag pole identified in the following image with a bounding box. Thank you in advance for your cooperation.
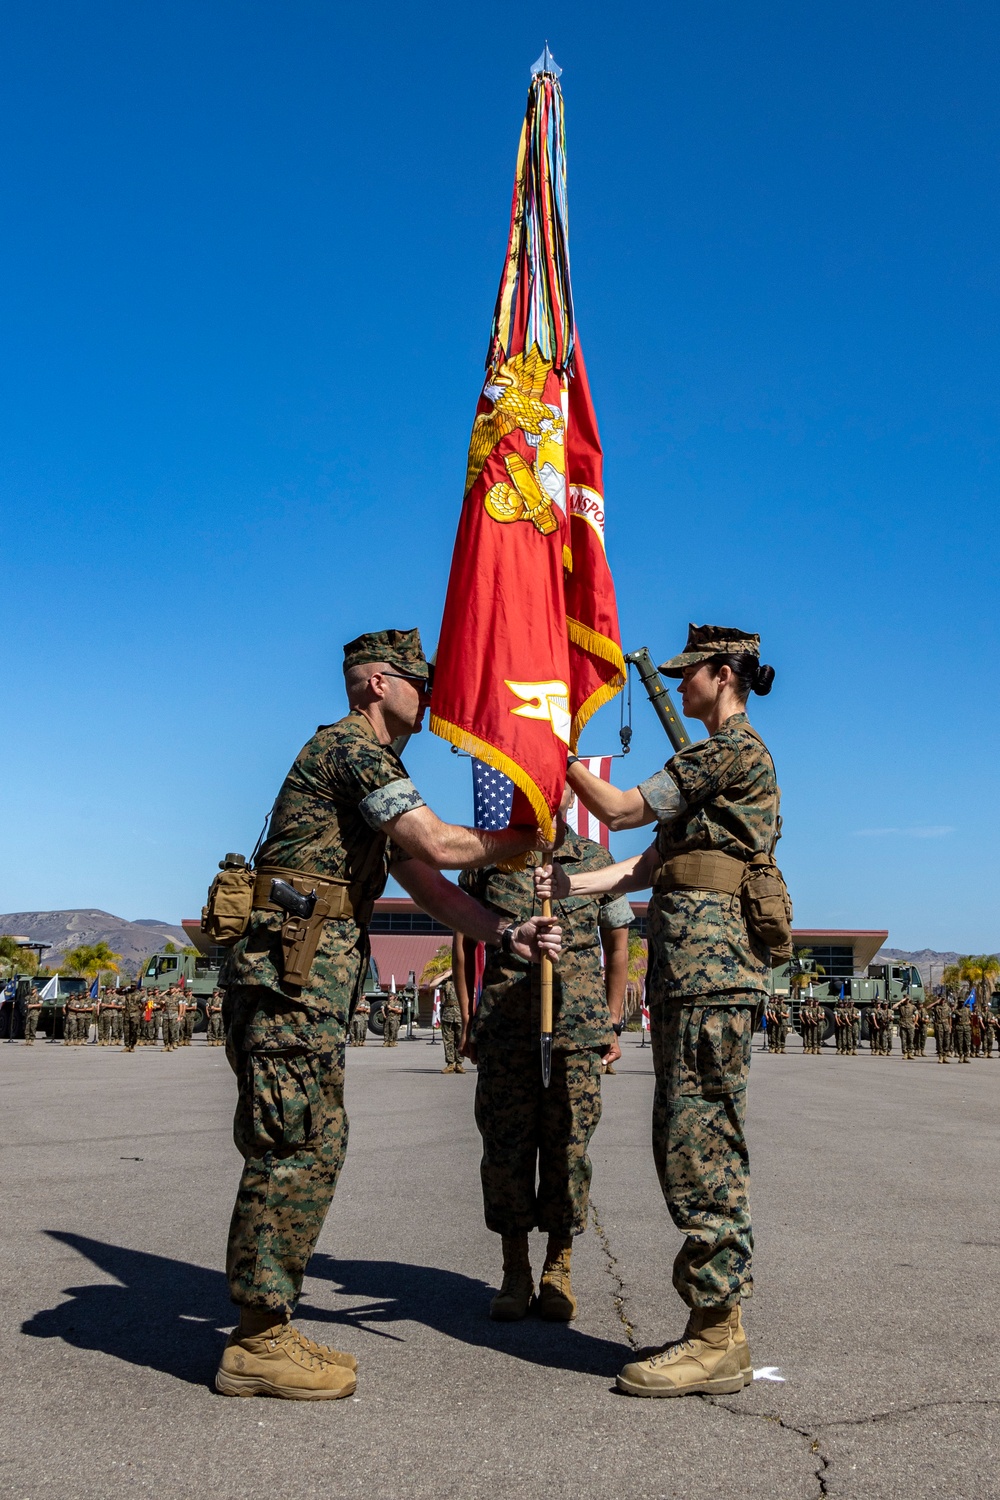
[540,897,553,1088]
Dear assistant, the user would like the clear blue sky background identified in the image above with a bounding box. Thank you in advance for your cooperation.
[3,1,997,950]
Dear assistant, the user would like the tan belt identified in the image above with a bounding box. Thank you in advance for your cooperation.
[653,850,746,896]
[253,864,357,921]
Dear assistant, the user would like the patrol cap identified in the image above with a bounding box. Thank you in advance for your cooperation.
[342,627,430,681]
[659,623,761,678]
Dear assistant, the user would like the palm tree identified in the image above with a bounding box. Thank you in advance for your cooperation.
[959,954,1000,1003]
[420,943,453,988]
[63,942,122,984]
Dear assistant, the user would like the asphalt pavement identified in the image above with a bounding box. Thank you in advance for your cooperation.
[2,1029,999,1500]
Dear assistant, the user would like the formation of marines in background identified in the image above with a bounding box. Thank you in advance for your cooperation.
[16,985,226,1048]
[764,991,998,1060]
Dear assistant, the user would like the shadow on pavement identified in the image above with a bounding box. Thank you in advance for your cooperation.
[303,1252,630,1377]
[22,1233,630,1383]
[22,1231,232,1387]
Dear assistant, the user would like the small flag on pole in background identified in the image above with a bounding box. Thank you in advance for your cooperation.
[39,976,59,1000]
[564,755,613,847]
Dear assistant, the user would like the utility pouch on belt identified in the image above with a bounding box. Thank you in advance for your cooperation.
[741,852,794,968]
[201,854,256,946]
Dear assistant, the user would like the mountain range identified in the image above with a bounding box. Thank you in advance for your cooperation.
[0,910,189,974]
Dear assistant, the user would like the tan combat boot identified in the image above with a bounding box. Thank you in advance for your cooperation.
[535,1236,577,1321]
[490,1233,534,1321]
[617,1304,751,1398]
[441,1063,455,1074]
[215,1316,357,1400]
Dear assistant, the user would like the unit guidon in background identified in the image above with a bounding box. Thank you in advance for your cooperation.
[430,49,625,841]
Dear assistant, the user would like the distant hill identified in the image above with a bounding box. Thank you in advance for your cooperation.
[874,947,999,986]
[0,910,188,974]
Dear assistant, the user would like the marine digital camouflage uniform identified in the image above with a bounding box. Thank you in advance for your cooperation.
[220,707,424,1318]
[161,989,181,1050]
[349,998,370,1047]
[896,998,917,1059]
[913,1006,927,1055]
[460,833,632,1240]
[206,993,225,1045]
[770,999,789,1053]
[23,989,42,1044]
[848,1002,861,1054]
[438,979,463,1069]
[952,1001,973,1063]
[632,711,776,1309]
[930,997,953,1061]
[382,993,404,1047]
[122,989,144,1051]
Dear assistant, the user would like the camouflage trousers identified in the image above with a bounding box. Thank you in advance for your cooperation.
[440,1017,462,1068]
[474,1045,602,1238]
[24,1010,39,1044]
[226,988,349,1316]
[206,1013,225,1044]
[650,1000,754,1311]
[898,1025,914,1054]
[162,1017,180,1048]
[349,1015,368,1046]
[953,1026,972,1061]
[122,1015,140,1050]
[934,1024,950,1057]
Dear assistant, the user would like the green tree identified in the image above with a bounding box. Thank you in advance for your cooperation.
[62,942,122,982]
[0,936,27,979]
[420,943,453,987]
[959,955,1000,1002]
[942,963,963,998]
[163,941,178,954]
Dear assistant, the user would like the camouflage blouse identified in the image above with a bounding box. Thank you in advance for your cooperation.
[459,831,633,1053]
[639,712,777,1002]
[223,710,424,1051]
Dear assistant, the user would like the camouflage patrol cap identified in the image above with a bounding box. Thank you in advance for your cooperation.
[342,627,429,680]
[659,623,761,678]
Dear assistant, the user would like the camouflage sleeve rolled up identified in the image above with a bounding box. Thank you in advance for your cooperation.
[637,768,687,822]
[359,777,425,829]
[598,894,634,930]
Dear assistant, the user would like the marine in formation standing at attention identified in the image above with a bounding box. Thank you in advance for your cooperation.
[23,987,42,1045]
[214,628,561,1402]
[381,989,404,1047]
[929,994,953,1063]
[457,785,631,1324]
[206,990,226,1045]
[349,995,369,1046]
[770,997,789,1054]
[537,624,780,1398]
[437,977,464,1073]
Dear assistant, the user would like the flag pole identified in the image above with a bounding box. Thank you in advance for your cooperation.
[540,898,553,1087]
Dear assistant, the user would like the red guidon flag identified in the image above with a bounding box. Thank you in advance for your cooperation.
[430,49,625,840]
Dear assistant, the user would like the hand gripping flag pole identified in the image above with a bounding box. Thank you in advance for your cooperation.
[432,47,626,1087]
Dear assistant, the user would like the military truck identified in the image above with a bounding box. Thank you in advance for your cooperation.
[0,974,88,1040]
[772,958,927,1045]
[139,947,225,1031]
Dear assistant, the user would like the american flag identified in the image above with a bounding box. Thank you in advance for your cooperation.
[472,759,515,830]
[565,756,613,848]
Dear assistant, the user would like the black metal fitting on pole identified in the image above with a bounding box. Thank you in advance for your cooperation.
[624,648,692,752]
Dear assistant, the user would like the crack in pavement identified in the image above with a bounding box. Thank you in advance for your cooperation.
[706,1401,831,1498]
[588,1200,639,1351]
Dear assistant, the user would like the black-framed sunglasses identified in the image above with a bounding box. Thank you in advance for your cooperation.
[375,672,433,691]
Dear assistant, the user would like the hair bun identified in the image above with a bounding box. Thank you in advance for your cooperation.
[753,663,775,696]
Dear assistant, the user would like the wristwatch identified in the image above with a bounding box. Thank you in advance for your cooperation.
[612,1021,624,1036]
[566,753,580,767]
[500,924,517,957]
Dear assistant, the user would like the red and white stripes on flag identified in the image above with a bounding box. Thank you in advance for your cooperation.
[565,756,613,848]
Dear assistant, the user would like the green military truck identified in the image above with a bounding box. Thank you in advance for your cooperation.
[1,974,89,1040]
[772,958,927,1045]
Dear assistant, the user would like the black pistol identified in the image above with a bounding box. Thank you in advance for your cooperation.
[269,879,317,920]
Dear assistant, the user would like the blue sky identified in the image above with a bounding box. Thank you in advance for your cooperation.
[3,1,998,950]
